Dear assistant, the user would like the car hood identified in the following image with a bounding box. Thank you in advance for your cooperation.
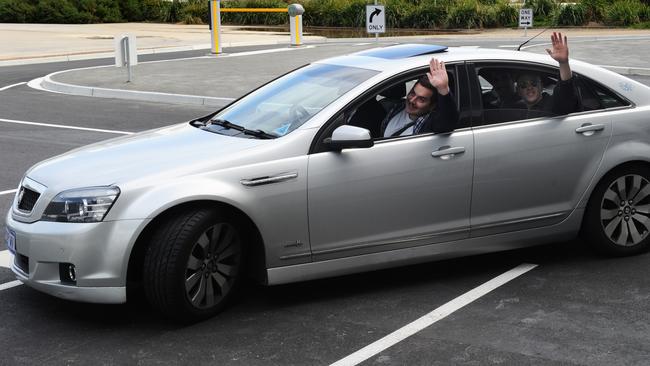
[26,123,266,191]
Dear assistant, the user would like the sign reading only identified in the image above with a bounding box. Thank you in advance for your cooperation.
[519,8,533,27]
[366,5,385,34]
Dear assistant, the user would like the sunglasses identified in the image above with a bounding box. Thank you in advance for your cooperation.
[518,80,539,89]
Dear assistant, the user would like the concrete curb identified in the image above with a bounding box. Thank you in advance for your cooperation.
[40,69,233,107]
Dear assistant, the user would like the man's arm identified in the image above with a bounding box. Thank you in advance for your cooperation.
[430,93,458,133]
[546,32,579,114]
[546,32,571,81]
[426,58,457,133]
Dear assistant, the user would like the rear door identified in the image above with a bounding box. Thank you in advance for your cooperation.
[469,62,618,236]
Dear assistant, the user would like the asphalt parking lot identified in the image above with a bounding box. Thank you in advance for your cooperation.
[2,31,650,365]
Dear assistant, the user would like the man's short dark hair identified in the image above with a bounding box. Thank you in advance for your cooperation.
[416,75,437,97]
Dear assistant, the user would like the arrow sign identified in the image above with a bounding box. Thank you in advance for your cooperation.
[366,5,385,34]
[370,8,382,23]
[519,8,533,28]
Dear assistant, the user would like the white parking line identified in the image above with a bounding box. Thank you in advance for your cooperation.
[0,281,22,291]
[0,118,134,135]
[0,82,27,91]
[0,189,17,196]
[0,250,12,269]
[330,263,538,366]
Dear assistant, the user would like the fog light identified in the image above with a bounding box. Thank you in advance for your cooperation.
[59,263,76,285]
[68,265,76,281]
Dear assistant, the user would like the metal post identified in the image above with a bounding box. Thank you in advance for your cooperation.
[289,13,302,46]
[121,36,132,82]
[375,0,378,43]
[288,4,305,47]
[210,0,222,54]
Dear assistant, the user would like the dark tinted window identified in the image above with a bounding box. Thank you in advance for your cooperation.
[474,63,631,126]
[475,65,569,125]
[575,76,631,111]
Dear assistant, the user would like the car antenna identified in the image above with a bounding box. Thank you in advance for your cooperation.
[517,27,551,51]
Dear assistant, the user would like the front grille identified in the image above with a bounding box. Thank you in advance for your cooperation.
[17,187,40,212]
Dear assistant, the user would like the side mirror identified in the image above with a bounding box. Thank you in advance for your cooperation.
[323,125,374,151]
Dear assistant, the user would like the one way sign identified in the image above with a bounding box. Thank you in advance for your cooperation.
[366,5,385,34]
[519,8,533,28]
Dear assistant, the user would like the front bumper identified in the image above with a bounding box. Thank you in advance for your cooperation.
[6,212,148,304]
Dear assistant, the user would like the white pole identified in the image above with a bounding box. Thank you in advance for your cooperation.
[210,0,222,54]
[290,14,302,46]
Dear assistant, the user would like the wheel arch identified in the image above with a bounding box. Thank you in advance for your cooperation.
[126,200,267,294]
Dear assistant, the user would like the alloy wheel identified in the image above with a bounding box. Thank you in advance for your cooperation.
[600,174,650,246]
[185,223,242,309]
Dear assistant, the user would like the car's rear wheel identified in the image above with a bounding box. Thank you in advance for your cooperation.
[143,208,244,322]
[584,165,650,256]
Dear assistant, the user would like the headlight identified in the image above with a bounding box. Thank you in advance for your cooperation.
[41,187,120,223]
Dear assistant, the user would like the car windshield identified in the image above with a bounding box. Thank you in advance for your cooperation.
[210,63,378,137]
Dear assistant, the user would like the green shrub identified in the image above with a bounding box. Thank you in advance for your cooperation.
[447,0,483,29]
[605,0,643,26]
[482,0,517,27]
[555,3,587,25]
[221,0,289,26]
[404,2,448,28]
[0,0,36,22]
[181,1,208,24]
[581,0,607,22]
[303,0,366,27]
[95,0,122,22]
[119,0,143,21]
[640,3,650,20]
[36,0,81,23]
[523,0,559,19]
[140,0,168,22]
[385,0,418,28]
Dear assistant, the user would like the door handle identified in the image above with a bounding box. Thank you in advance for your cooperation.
[575,123,605,136]
[431,146,465,159]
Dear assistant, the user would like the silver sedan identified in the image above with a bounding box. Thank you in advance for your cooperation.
[5,44,650,321]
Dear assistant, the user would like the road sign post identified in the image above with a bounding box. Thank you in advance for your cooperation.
[519,8,533,37]
[366,4,385,42]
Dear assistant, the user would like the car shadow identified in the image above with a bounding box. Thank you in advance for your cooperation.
[3,237,631,329]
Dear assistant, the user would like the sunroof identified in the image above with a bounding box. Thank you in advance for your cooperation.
[354,44,448,59]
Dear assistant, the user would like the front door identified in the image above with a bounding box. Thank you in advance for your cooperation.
[307,131,474,261]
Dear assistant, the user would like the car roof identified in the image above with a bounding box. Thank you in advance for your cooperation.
[313,43,649,100]
[315,44,561,72]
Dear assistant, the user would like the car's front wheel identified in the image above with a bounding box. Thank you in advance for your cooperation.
[143,208,244,322]
[584,165,650,256]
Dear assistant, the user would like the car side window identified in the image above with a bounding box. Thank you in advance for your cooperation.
[575,76,631,111]
[345,68,457,140]
[476,65,566,125]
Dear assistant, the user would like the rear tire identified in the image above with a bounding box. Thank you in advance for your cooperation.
[143,208,244,322]
[584,165,650,256]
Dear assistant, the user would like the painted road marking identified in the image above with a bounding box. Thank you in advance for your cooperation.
[0,82,27,91]
[0,281,22,291]
[0,250,12,268]
[330,263,539,366]
[0,189,17,196]
[0,118,134,135]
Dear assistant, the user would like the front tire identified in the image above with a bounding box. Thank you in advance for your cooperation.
[143,208,244,322]
[584,165,650,256]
